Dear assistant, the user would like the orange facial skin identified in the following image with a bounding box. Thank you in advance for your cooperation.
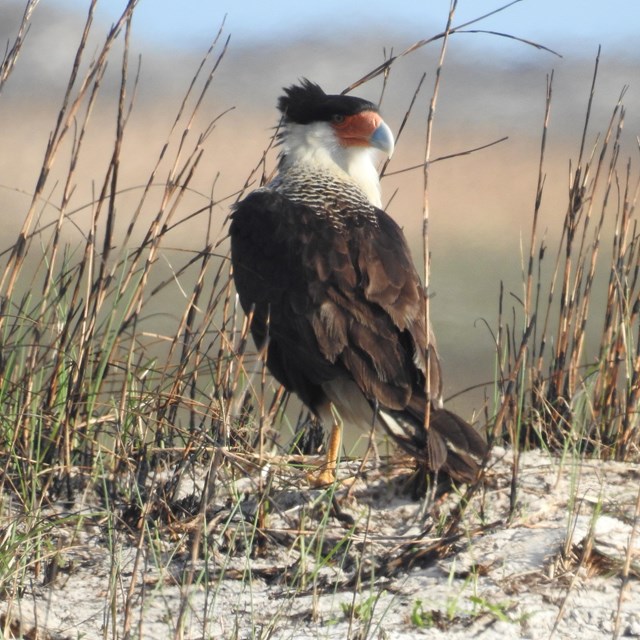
[331,111,383,147]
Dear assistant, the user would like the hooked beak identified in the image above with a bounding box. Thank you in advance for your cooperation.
[369,120,394,157]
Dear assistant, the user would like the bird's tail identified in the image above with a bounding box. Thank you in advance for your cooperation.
[377,405,488,484]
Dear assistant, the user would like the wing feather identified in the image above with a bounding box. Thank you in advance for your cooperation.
[230,188,432,406]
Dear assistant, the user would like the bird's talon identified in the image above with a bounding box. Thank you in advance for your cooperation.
[306,467,336,487]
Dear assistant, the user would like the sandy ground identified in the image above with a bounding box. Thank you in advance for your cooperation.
[1,447,639,639]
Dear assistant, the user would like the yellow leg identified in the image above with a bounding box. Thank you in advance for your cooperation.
[307,419,341,486]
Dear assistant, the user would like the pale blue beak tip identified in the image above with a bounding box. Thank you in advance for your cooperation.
[370,120,395,157]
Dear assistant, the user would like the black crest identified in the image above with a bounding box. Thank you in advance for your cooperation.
[277,79,378,125]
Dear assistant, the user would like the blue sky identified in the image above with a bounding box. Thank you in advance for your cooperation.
[54,0,639,56]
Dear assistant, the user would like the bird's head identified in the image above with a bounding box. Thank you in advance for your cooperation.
[276,79,394,206]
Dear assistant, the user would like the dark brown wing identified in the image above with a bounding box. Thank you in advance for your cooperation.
[230,189,438,406]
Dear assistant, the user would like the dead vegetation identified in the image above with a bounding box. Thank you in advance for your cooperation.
[0,1,638,638]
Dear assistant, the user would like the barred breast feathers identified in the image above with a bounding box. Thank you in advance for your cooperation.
[270,164,379,230]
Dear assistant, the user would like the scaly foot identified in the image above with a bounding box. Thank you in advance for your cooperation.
[306,466,336,487]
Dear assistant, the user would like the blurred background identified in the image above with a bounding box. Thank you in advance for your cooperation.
[0,0,638,421]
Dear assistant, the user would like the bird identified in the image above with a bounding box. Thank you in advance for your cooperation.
[229,79,487,488]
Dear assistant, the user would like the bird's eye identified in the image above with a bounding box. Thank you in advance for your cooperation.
[331,114,346,124]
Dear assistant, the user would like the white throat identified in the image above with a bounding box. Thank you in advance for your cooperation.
[280,121,383,208]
